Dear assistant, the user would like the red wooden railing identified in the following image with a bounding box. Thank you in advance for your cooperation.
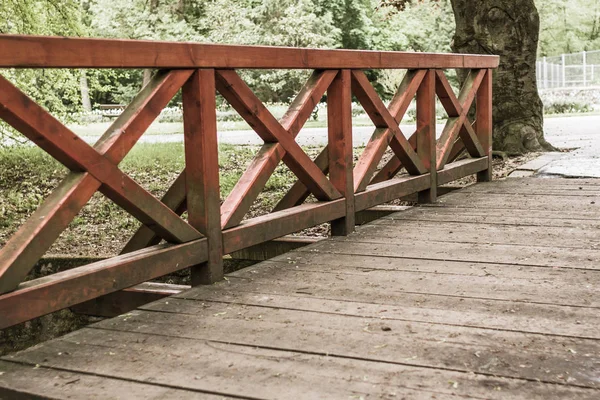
[0,35,498,328]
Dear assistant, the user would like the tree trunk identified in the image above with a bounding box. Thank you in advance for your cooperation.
[142,69,153,88]
[79,69,92,112]
[450,0,556,154]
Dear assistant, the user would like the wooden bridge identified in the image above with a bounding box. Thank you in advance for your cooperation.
[0,36,598,398]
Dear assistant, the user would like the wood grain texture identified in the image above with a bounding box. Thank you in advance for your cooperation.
[0,70,194,295]
[215,69,341,201]
[416,70,437,203]
[0,34,500,69]
[351,70,426,176]
[1,178,598,399]
[476,69,493,182]
[0,240,207,329]
[220,70,337,228]
[183,70,223,285]
[327,70,355,235]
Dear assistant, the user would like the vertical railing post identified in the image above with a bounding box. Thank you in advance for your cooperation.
[417,69,437,203]
[327,69,355,235]
[476,69,493,182]
[182,69,224,285]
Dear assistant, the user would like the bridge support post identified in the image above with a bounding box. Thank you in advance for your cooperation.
[183,69,224,285]
[328,69,355,236]
[476,69,493,182]
[417,70,437,204]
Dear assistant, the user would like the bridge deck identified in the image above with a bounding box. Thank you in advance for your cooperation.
[1,177,599,399]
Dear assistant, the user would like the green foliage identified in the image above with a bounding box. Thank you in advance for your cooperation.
[537,0,600,55]
[1,0,586,126]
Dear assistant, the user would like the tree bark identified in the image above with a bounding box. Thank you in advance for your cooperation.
[79,69,92,112]
[450,0,556,154]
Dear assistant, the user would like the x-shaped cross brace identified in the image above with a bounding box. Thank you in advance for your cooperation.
[435,69,486,170]
[0,70,200,294]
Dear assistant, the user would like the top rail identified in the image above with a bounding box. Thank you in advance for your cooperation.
[0,35,499,70]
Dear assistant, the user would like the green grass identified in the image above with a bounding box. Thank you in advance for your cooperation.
[0,142,312,257]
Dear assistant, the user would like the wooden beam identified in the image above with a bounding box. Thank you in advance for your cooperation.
[223,201,345,254]
[0,70,193,295]
[437,157,489,186]
[417,70,437,204]
[71,282,189,318]
[328,70,355,236]
[353,70,425,191]
[354,174,431,212]
[0,240,208,329]
[183,70,223,285]
[272,147,329,212]
[435,70,485,169]
[0,35,500,69]
[476,70,493,182]
[215,70,341,201]
[351,70,426,176]
[229,236,321,261]
[220,70,337,229]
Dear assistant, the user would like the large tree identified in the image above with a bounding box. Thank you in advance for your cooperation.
[450,0,555,154]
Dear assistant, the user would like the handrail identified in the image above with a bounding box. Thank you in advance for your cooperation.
[0,34,499,69]
[0,35,496,328]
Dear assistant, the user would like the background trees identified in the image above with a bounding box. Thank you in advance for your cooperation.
[0,0,597,152]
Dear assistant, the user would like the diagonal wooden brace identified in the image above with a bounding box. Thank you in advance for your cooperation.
[215,69,341,202]
[352,70,426,192]
[0,70,196,294]
[435,69,486,169]
[350,70,426,177]
[219,70,337,229]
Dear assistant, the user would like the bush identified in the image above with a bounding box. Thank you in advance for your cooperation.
[541,89,596,115]
[544,100,592,115]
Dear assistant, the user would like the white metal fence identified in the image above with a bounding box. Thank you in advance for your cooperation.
[537,50,600,89]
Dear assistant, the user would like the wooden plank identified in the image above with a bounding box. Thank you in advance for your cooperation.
[90,303,600,388]
[437,157,488,185]
[416,70,437,203]
[222,200,345,254]
[220,70,336,228]
[351,70,426,175]
[0,71,194,295]
[0,34,500,69]
[433,191,600,212]
[215,70,341,201]
[376,207,600,228]
[354,174,431,211]
[316,239,600,270]
[250,257,600,310]
[0,361,221,400]
[476,69,493,182]
[71,282,188,318]
[4,330,586,400]
[354,219,600,250]
[0,240,208,329]
[183,69,223,285]
[355,205,412,225]
[327,70,354,235]
[163,276,599,337]
[229,236,321,261]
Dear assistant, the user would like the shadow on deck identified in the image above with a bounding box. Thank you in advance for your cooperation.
[1,177,599,399]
